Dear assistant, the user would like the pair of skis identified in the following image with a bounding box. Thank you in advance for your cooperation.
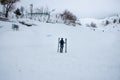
[57,38,67,53]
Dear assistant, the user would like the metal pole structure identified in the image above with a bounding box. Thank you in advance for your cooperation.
[30,4,33,19]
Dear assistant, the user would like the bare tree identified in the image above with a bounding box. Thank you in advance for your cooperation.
[0,0,19,18]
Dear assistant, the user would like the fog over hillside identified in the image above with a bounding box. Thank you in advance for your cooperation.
[17,0,120,18]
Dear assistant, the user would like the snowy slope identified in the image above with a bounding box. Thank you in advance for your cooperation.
[0,20,120,80]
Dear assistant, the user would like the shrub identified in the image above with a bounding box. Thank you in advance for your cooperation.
[113,19,117,23]
[104,20,110,26]
[14,8,21,19]
[90,22,97,28]
[61,10,77,25]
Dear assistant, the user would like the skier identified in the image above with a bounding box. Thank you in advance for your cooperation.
[59,38,65,53]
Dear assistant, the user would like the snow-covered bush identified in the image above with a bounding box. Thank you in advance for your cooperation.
[14,8,21,19]
[113,19,117,23]
[90,22,97,28]
[61,10,77,25]
[86,22,97,28]
[104,20,110,26]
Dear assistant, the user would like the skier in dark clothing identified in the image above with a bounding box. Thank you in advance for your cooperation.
[59,38,65,53]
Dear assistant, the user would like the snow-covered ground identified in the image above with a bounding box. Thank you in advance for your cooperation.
[0,19,120,80]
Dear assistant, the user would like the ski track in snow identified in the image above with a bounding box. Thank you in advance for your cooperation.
[0,20,120,80]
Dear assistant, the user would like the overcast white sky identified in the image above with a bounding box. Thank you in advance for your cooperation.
[17,0,120,18]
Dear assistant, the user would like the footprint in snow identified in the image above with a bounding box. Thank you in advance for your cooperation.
[46,34,52,37]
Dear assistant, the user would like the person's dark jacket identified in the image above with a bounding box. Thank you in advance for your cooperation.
[59,39,64,47]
